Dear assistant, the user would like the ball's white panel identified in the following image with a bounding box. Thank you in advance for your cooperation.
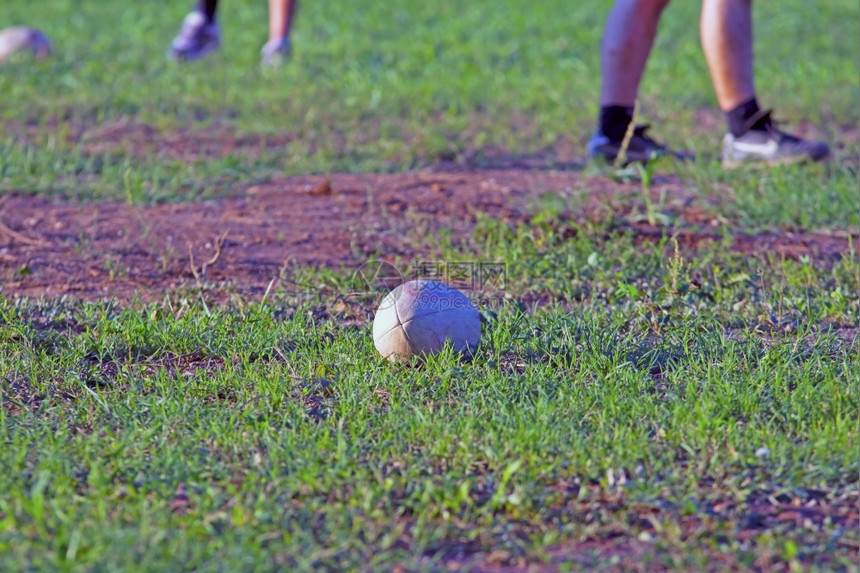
[372,290,401,343]
[394,280,474,324]
[373,324,413,362]
[403,307,481,356]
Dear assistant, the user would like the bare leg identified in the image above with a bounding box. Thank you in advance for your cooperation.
[589,0,695,161]
[268,0,298,43]
[600,0,671,107]
[700,0,755,111]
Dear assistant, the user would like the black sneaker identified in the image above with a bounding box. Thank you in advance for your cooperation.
[587,124,694,165]
[722,110,830,168]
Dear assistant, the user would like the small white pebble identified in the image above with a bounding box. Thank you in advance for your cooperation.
[755,447,770,458]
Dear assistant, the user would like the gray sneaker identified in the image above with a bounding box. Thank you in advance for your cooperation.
[722,111,830,168]
[260,37,292,68]
[587,124,693,165]
[168,11,221,62]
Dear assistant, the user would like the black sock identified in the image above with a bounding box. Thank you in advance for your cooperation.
[196,0,219,23]
[599,105,634,142]
[726,97,770,137]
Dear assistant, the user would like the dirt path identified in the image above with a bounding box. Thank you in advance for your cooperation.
[0,170,855,302]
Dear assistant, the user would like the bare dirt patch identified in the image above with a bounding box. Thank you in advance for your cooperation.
[4,117,294,162]
[1,169,855,302]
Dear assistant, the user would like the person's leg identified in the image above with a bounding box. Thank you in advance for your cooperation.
[197,0,220,24]
[600,0,669,112]
[701,0,763,140]
[701,0,830,165]
[261,0,298,66]
[589,0,691,163]
[169,0,221,61]
[700,0,754,113]
[268,0,298,43]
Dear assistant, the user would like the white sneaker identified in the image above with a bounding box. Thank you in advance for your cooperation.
[168,11,221,62]
[260,37,292,68]
[721,111,830,168]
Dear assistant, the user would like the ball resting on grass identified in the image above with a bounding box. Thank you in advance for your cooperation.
[0,27,51,64]
[372,280,481,362]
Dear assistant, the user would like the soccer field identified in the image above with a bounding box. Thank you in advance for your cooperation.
[1,1,858,570]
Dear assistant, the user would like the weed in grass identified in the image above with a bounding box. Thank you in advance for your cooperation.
[633,159,671,227]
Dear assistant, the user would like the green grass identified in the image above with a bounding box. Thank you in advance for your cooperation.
[1,1,859,228]
[2,225,859,570]
[1,0,859,570]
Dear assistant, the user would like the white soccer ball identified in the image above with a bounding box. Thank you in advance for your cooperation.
[372,280,481,362]
[0,27,52,64]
